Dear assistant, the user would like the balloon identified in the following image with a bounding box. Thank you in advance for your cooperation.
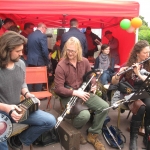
[120,19,131,30]
[126,26,135,33]
[131,17,142,28]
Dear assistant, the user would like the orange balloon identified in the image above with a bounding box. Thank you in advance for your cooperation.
[131,17,142,28]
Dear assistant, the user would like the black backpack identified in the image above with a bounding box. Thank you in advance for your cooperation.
[33,128,59,147]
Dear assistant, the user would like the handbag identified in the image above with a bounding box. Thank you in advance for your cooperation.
[128,99,145,115]
[70,98,88,115]
[118,81,135,94]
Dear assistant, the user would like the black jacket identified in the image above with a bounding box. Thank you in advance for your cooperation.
[60,27,88,57]
[84,31,101,51]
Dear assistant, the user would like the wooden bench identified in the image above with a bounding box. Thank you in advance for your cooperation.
[9,123,32,150]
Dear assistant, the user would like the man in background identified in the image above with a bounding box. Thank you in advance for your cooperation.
[85,26,101,58]
[60,18,88,57]
[20,22,34,65]
[0,18,15,36]
[27,23,49,91]
[20,22,34,38]
[105,30,120,64]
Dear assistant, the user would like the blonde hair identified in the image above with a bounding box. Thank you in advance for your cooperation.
[62,37,82,61]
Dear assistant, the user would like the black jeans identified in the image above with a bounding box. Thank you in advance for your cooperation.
[132,97,150,121]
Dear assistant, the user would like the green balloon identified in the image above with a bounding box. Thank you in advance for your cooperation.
[120,19,131,30]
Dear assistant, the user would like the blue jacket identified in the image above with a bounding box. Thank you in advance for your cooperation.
[27,30,49,66]
[94,56,115,75]
[60,27,88,57]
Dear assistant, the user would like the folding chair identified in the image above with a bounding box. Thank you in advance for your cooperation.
[117,104,145,136]
[26,66,52,109]
[109,89,131,128]
[117,104,130,128]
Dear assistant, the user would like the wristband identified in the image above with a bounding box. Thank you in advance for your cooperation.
[24,92,29,98]
[9,109,15,116]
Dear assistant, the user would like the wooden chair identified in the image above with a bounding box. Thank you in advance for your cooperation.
[117,103,145,136]
[26,66,52,109]
[117,104,130,128]
[108,88,131,128]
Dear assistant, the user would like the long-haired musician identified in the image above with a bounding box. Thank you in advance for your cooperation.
[54,36,108,150]
[111,40,150,150]
[0,31,56,150]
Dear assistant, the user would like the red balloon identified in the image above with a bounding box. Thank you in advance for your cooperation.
[126,26,135,33]
[131,17,142,28]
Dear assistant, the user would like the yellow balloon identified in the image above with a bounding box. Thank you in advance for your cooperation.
[131,17,142,28]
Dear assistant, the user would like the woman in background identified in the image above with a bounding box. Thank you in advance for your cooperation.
[94,44,115,85]
[8,25,20,33]
[51,35,61,73]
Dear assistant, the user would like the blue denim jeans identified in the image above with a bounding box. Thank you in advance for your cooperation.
[100,70,112,85]
[27,84,43,92]
[0,110,56,149]
[0,141,8,150]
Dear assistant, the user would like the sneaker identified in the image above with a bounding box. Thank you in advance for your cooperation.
[87,133,105,150]
[7,135,23,150]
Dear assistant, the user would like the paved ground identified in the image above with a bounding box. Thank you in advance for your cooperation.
[17,96,146,150]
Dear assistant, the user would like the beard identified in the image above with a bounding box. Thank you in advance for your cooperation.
[10,56,20,62]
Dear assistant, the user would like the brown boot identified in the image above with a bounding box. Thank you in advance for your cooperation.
[80,134,87,145]
[87,133,105,150]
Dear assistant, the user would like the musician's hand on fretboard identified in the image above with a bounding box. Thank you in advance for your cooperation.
[73,90,90,102]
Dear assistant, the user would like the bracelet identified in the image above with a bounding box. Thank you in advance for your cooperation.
[115,74,120,80]
[9,109,15,116]
[24,91,29,98]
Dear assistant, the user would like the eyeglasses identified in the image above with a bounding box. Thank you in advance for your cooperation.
[42,26,47,30]
[104,48,110,51]
[66,49,77,54]
[29,28,34,30]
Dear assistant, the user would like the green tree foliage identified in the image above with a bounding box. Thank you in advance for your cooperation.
[138,16,150,43]
[139,15,148,26]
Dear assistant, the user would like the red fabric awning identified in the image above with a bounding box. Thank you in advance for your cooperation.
[0,0,139,28]
[0,0,140,64]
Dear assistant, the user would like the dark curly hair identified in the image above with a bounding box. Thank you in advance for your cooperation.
[0,31,27,68]
[125,40,150,79]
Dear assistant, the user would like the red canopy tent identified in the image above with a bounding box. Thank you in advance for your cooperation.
[0,0,140,64]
